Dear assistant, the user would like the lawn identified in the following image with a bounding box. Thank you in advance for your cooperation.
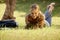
[0,28,60,40]
[0,2,60,40]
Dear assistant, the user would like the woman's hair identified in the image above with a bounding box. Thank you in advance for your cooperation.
[31,4,39,9]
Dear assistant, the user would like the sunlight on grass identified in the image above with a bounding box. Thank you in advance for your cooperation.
[14,11,26,28]
[0,4,6,20]
[0,28,60,40]
[52,17,60,25]
[52,17,60,29]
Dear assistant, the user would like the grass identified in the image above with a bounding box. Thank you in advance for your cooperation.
[0,28,60,40]
[0,2,60,40]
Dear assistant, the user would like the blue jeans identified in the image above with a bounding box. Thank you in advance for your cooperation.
[45,10,52,26]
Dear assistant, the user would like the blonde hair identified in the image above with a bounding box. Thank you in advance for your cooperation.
[31,4,40,10]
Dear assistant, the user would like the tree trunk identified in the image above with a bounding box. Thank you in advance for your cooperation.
[1,0,16,21]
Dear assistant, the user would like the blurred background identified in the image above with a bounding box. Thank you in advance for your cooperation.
[0,0,60,28]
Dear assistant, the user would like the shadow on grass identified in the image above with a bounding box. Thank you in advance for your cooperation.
[20,15,26,17]
[15,3,30,13]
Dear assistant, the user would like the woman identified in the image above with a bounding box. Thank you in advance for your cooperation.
[25,4,45,29]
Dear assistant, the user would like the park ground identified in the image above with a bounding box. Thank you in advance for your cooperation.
[0,1,60,40]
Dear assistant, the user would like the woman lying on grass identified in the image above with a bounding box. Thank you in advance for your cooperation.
[25,4,45,29]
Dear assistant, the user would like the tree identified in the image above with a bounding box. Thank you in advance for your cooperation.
[1,0,16,20]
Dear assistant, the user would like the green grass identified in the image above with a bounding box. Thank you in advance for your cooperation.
[0,3,60,40]
[0,28,60,40]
